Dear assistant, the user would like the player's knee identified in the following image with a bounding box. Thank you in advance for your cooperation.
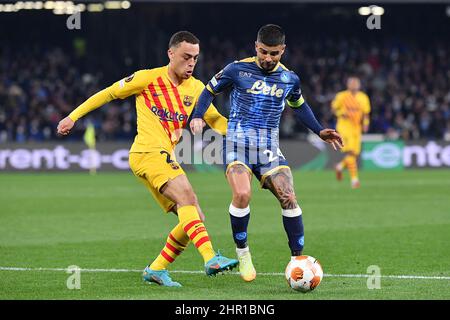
[279,192,298,210]
[177,187,198,207]
[233,188,251,207]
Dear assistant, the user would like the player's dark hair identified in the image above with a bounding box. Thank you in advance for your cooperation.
[169,31,200,48]
[257,24,285,46]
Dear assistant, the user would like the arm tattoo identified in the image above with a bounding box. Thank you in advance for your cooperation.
[263,168,298,209]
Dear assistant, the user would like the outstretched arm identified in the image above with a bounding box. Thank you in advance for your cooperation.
[286,74,343,150]
[291,102,343,150]
[57,88,115,135]
[57,71,148,136]
[291,100,324,136]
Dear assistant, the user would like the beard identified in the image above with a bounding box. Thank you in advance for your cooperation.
[260,60,277,71]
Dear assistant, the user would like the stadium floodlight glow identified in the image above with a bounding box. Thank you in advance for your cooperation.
[87,3,104,12]
[76,3,86,12]
[33,1,44,10]
[54,1,69,10]
[3,4,18,12]
[121,1,130,9]
[105,1,121,10]
[371,6,384,16]
[446,6,450,17]
[52,8,64,15]
[64,5,75,14]
[358,7,371,16]
[14,1,24,10]
[24,1,35,10]
[44,1,55,10]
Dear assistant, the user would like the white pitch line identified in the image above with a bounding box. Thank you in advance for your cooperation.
[0,266,449,280]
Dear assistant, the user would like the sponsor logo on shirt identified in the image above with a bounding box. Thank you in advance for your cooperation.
[150,106,187,122]
[246,80,284,98]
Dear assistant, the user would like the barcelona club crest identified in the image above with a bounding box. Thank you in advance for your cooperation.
[183,95,194,107]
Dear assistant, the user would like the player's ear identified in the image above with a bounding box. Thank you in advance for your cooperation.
[167,48,174,61]
[280,44,286,55]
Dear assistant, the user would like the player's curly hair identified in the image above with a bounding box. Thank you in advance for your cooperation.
[257,24,285,46]
[169,31,200,48]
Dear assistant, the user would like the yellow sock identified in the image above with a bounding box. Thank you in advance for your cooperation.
[345,155,359,180]
[178,205,215,263]
[150,223,190,270]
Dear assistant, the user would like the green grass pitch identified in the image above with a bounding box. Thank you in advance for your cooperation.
[0,170,449,300]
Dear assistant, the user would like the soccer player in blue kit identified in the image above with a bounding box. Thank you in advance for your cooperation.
[190,24,343,282]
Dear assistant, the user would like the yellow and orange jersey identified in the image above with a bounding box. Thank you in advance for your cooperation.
[331,90,371,132]
[68,65,227,152]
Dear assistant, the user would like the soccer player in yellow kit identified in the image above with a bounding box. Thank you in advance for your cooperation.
[57,31,238,287]
[331,76,371,189]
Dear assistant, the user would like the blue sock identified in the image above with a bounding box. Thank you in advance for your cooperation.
[282,207,304,256]
[229,204,250,249]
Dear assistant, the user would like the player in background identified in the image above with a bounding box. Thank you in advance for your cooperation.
[331,76,371,189]
[190,24,343,282]
[57,31,238,287]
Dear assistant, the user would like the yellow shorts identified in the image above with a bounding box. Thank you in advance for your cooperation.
[129,150,185,213]
[339,130,362,155]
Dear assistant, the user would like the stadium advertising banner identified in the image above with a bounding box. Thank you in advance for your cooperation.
[1,140,450,172]
[361,140,450,170]
[0,143,130,171]
[362,141,405,170]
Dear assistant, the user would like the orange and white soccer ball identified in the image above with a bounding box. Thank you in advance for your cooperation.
[285,255,323,292]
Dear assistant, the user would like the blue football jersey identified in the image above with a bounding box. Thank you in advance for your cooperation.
[205,56,305,147]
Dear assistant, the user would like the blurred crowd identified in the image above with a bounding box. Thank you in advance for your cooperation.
[1,29,449,143]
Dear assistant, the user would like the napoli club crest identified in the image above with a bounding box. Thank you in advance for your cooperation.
[280,71,291,83]
[183,95,194,107]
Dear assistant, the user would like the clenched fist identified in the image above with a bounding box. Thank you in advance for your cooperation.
[190,118,206,135]
[57,117,75,136]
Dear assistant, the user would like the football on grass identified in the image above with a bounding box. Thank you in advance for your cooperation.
[285,255,323,292]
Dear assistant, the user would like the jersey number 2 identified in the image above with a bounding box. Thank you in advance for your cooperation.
[263,148,285,162]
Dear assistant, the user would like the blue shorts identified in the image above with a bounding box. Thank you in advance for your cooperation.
[222,139,289,186]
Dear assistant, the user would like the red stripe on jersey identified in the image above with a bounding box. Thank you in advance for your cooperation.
[146,84,172,141]
[194,236,210,248]
[161,250,175,263]
[183,220,202,233]
[343,96,359,125]
[170,82,188,128]
[157,77,179,130]
[165,242,181,255]
[168,233,185,248]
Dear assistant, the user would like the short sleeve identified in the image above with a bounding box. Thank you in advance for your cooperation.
[286,73,305,108]
[205,62,236,95]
